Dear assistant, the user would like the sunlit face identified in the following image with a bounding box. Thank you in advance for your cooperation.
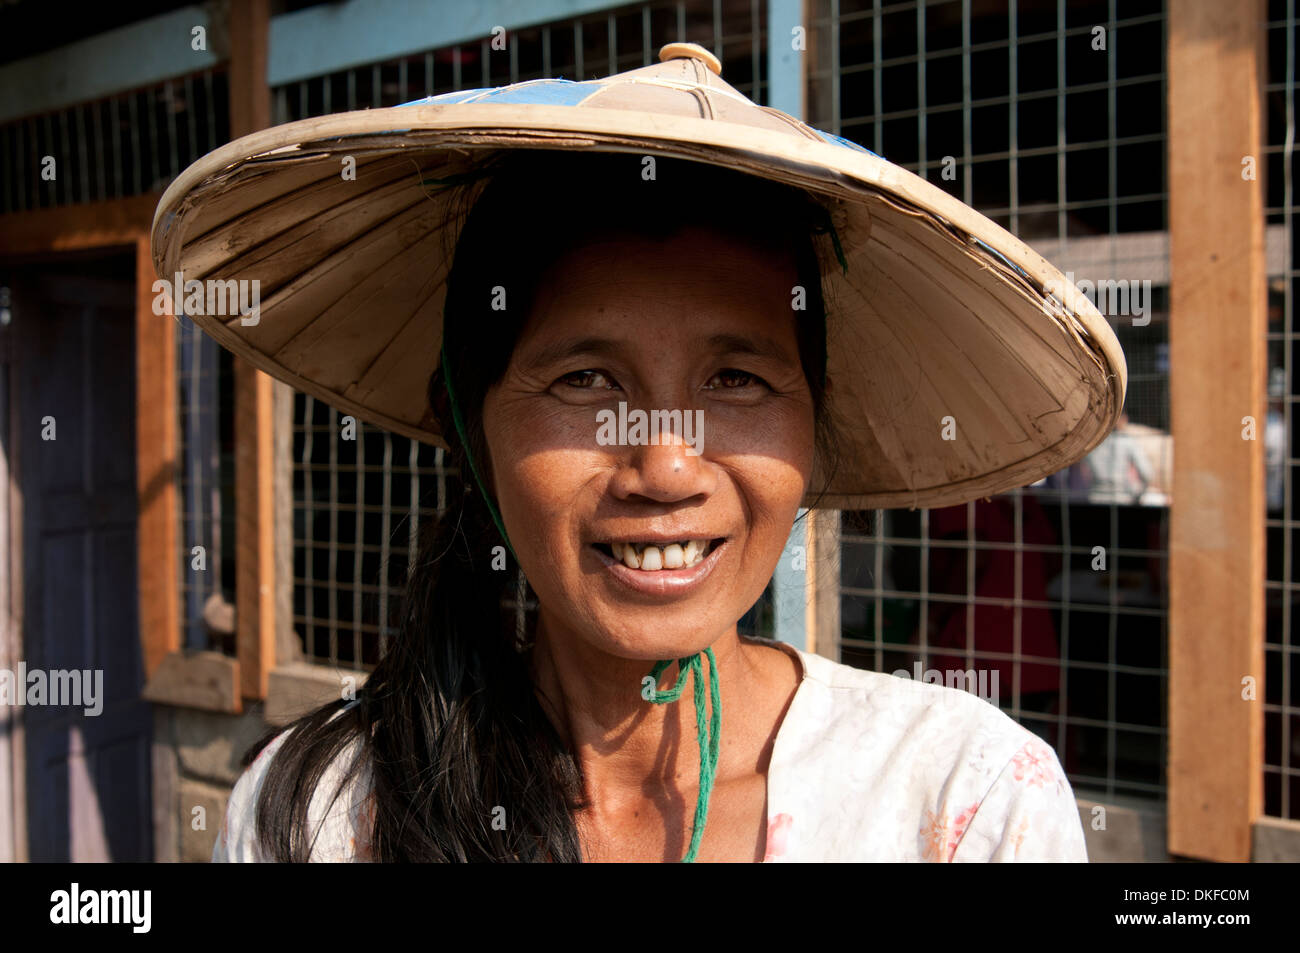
[481,225,816,661]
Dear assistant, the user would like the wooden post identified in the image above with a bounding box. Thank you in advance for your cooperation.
[234,366,275,699]
[229,0,276,699]
[135,235,180,678]
[808,508,841,661]
[1167,0,1266,862]
[273,379,300,666]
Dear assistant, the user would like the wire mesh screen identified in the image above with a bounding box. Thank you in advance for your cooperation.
[810,0,1169,802]
[1264,0,1300,821]
[272,0,764,123]
[176,320,235,654]
[292,395,456,669]
[0,68,228,213]
[274,0,774,665]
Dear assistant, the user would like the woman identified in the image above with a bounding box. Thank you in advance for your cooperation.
[152,44,1124,862]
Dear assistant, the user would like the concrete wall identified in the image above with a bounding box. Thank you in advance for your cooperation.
[151,662,358,862]
[152,705,269,863]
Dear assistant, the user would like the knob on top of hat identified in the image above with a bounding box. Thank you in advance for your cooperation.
[658,42,722,76]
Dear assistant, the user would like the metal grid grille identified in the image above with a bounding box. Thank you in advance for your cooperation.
[175,318,234,654]
[0,68,228,213]
[273,0,764,124]
[1264,0,1300,820]
[292,395,456,668]
[274,0,774,666]
[811,0,1169,802]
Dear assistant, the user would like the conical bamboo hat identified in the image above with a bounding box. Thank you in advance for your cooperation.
[152,41,1126,510]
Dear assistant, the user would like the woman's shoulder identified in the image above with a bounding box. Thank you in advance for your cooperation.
[211,705,374,863]
[775,647,1086,861]
[788,646,1030,749]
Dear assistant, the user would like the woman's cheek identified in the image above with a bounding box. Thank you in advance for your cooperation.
[491,396,602,496]
[709,406,815,498]
[708,398,813,455]
[500,447,604,556]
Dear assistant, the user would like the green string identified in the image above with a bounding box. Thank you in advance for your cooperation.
[645,647,721,863]
[420,169,498,193]
[811,212,849,276]
[418,155,511,197]
[440,340,517,562]
[440,341,720,863]
[828,222,849,275]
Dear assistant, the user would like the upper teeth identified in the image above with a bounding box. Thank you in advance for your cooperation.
[610,540,711,570]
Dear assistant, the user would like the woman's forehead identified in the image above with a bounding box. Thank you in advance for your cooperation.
[542,222,797,273]
[517,298,802,367]
[518,228,802,347]
[514,327,800,371]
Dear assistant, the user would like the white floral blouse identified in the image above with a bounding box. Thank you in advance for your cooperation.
[213,641,1088,862]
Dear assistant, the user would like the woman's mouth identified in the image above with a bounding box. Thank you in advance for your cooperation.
[589,537,728,597]
[592,538,720,570]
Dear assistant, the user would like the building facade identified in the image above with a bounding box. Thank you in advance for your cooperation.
[0,0,1290,862]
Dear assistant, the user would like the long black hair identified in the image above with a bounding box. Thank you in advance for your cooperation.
[247,149,846,861]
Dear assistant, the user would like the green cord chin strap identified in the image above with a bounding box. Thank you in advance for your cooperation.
[644,648,721,863]
[440,340,721,863]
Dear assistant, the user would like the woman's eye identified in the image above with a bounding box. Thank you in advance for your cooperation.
[558,369,619,390]
[704,368,765,390]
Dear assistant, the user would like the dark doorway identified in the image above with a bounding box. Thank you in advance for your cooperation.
[4,253,152,861]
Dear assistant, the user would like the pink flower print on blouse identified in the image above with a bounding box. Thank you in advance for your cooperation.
[921,802,980,862]
[1008,816,1031,859]
[1011,740,1060,789]
[350,795,377,862]
[763,813,793,862]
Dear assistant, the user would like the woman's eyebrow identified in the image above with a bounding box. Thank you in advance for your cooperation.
[521,335,624,370]
[520,332,795,370]
[705,333,797,363]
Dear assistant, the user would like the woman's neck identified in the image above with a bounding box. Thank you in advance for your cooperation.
[527,614,764,800]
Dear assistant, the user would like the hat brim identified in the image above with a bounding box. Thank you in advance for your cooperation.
[151,104,1126,511]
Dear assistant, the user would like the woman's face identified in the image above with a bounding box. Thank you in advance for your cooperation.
[481,225,816,661]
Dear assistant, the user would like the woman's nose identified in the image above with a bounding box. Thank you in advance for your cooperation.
[608,435,716,504]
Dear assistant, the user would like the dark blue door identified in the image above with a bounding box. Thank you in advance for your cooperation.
[11,257,152,861]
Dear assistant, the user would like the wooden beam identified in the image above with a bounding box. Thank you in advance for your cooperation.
[142,649,240,713]
[0,193,162,257]
[0,6,219,124]
[135,235,180,678]
[234,362,275,699]
[229,0,271,138]
[229,0,276,699]
[266,663,368,726]
[266,0,617,88]
[1167,0,1266,862]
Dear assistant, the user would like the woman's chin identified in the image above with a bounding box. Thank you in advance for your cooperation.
[580,612,730,662]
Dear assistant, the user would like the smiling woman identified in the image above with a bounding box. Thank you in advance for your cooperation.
[242,151,844,863]
[454,155,830,862]
[155,43,1125,863]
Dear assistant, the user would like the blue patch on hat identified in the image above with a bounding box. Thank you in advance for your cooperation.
[973,238,1039,289]
[399,88,494,106]
[399,79,598,109]
[813,129,881,159]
